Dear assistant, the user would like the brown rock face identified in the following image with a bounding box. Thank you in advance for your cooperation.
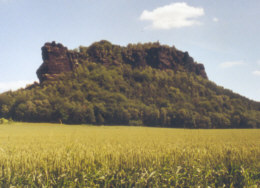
[36,41,208,83]
[122,46,208,79]
[36,41,80,83]
[82,40,207,79]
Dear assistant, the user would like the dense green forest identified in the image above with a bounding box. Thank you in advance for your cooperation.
[0,41,259,128]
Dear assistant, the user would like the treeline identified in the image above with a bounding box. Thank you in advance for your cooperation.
[0,62,259,128]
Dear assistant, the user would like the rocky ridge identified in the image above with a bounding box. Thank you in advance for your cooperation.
[36,41,208,83]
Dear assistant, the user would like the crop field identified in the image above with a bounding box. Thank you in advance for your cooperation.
[0,123,259,187]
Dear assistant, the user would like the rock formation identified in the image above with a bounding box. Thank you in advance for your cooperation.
[36,41,207,83]
[122,45,208,79]
[36,41,81,83]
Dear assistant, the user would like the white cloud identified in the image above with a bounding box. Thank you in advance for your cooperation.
[0,80,35,93]
[252,70,260,76]
[213,17,219,22]
[140,2,204,30]
[219,61,246,69]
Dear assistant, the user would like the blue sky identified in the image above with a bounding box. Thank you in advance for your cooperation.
[0,0,260,101]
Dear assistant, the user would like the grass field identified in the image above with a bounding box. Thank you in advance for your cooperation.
[0,123,259,187]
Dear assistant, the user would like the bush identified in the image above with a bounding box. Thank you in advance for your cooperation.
[129,120,143,126]
[0,118,9,124]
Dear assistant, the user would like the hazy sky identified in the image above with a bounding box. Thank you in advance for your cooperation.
[0,0,260,101]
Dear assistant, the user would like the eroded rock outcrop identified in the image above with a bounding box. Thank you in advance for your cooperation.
[37,41,207,83]
[122,45,207,79]
[36,41,81,83]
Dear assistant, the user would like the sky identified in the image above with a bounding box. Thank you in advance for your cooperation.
[0,0,260,101]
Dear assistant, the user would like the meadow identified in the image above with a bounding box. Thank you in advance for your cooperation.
[0,123,259,187]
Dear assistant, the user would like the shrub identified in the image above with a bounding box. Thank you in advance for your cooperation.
[0,118,9,124]
[129,120,143,126]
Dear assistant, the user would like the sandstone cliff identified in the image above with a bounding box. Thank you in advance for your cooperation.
[36,42,81,83]
[36,41,207,83]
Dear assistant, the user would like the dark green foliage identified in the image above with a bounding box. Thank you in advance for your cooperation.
[0,41,259,128]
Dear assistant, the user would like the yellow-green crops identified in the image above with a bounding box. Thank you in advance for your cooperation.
[0,123,259,187]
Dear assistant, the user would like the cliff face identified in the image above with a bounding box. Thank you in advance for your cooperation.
[36,42,81,83]
[122,45,207,79]
[36,41,207,83]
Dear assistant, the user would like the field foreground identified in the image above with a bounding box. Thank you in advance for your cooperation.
[0,123,259,187]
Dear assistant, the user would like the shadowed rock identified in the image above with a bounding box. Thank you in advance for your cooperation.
[36,41,80,83]
[36,41,207,83]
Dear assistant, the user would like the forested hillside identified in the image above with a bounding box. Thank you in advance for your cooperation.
[0,41,259,128]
